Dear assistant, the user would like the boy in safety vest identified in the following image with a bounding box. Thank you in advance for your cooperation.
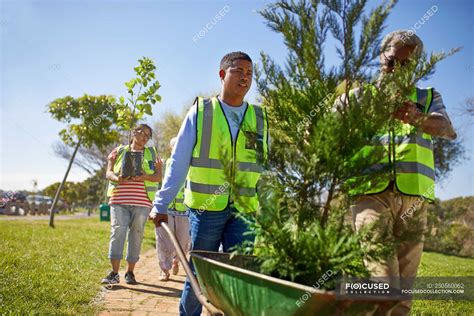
[154,137,190,281]
[150,52,269,316]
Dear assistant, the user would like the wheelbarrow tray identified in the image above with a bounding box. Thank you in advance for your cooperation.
[191,251,378,316]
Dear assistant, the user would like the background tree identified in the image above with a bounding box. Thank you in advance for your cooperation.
[42,181,87,209]
[234,0,461,287]
[425,196,474,257]
[53,142,115,176]
[81,168,109,212]
[47,95,119,227]
[153,110,187,158]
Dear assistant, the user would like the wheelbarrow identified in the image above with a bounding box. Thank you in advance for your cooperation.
[161,223,386,316]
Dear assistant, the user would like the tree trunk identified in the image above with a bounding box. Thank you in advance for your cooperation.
[321,175,337,227]
[49,138,82,228]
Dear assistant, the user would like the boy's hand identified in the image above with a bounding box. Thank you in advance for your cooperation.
[149,212,168,227]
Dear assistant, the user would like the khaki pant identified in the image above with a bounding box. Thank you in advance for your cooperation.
[352,187,428,316]
[155,214,190,271]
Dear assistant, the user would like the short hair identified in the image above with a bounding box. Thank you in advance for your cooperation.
[381,30,424,59]
[220,51,252,71]
[134,123,153,137]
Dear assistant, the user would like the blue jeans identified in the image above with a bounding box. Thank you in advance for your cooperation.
[108,204,150,263]
[179,205,255,316]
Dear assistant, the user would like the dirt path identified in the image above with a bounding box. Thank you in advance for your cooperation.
[98,249,184,315]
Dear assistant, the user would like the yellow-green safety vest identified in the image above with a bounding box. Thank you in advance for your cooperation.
[184,97,269,213]
[164,158,186,212]
[107,145,160,201]
[349,87,435,201]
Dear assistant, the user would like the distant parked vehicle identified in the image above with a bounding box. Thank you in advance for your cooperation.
[0,193,66,215]
[26,195,64,215]
[0,192,28,215]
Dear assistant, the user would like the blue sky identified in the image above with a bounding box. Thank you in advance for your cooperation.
[1,0,472,200]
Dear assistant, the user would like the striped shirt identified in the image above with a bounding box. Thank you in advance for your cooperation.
[108,148,152,208]
[108,180,152,208]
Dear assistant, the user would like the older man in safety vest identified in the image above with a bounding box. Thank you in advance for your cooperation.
[150,51,269,316]
[348,30,456,315]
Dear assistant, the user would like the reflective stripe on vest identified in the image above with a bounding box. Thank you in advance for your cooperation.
[184,97,268,212]
[107,145,159,201]
[165,158,185,212]
[349,87,435,201]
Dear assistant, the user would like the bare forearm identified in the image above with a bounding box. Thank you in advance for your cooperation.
[106,171,119,182]
[419,114,457,140]
[143,172,161,182]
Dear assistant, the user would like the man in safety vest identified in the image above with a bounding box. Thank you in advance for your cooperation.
[154,137,190,282]
[150,51,269,316]
[349,31,456,315]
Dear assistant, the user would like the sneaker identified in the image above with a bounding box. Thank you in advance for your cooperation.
[101,271,120,284]
[159,270,170,281]
[172,262,179,275]
[124,271,137,285]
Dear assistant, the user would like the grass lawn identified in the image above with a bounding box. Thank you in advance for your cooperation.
[0,216,156,314]
[0,217,472,314]
[411,251,474,315]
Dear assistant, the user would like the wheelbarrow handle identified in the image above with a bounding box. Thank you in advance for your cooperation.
[160,222,223,316]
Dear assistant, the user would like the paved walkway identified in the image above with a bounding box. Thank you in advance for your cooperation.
[98,249,185,315]
[0,212,91,221]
